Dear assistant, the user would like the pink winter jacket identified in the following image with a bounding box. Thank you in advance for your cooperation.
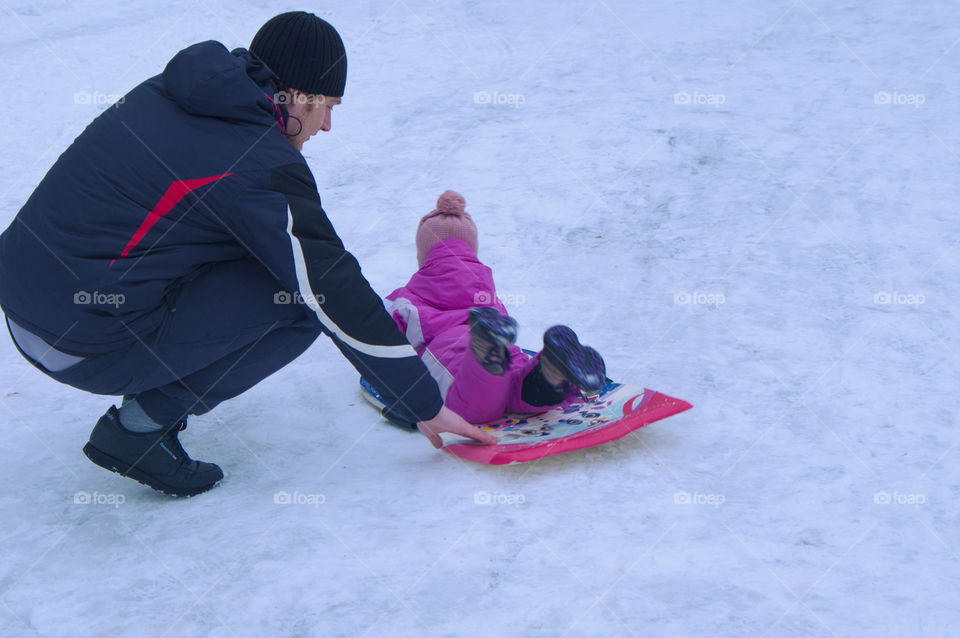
[385,238,543,422]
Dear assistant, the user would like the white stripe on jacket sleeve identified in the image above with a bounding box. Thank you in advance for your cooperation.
[384,297,454,398]
[384,296,425,351]
[285,207,417,359]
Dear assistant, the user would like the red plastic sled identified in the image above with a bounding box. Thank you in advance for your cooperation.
[440,383,692,465]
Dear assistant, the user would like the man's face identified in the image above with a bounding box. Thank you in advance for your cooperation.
[285,92,341,150]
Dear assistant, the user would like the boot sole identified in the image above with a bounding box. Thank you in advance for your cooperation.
[469,307,518,346]
[469,307,517,375]
[82,442,221,497]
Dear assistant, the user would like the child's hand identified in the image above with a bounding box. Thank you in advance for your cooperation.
[418,406,498,448]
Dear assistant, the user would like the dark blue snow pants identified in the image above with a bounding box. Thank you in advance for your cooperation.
[13,258,322,426]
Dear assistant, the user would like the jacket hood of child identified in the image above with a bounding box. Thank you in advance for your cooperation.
[385,237,512,377]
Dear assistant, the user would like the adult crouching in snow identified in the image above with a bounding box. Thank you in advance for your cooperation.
[0,11,494,497]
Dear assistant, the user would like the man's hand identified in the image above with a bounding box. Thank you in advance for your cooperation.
[417,405,498,449]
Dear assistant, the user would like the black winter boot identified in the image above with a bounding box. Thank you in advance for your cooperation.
[82,406,223,497]
[540,325,607,394]
[468,306,518,375]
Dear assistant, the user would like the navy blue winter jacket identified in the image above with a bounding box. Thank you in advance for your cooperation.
[0,41,443,422]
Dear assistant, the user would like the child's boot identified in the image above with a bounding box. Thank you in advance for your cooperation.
[468,307,518,375]
[539,325,606,394]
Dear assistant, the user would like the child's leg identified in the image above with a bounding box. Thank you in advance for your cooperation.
[444,333,514,423]
[504,351,572,414]
[505,325,607,413]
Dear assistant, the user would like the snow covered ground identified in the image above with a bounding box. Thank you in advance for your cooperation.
[1,1,958,636]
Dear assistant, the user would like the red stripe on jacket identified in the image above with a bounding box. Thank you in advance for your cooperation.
[109,173,232,267]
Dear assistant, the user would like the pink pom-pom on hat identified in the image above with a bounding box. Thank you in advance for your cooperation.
[415,190,479,267]
[436,190,465,214]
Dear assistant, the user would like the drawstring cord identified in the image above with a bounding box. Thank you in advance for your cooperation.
[264,92,303,137]
[264,92,286,134]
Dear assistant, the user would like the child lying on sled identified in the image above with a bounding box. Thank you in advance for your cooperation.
[385,190,606,426]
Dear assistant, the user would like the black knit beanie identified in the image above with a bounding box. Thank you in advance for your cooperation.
[250,12,347,97]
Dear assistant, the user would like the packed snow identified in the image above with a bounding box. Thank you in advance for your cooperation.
[1,1,958,636]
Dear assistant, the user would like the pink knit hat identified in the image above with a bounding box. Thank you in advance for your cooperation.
[415,190,479,267]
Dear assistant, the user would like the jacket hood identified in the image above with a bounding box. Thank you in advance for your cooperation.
[162,40,282,127]
[404,238,504,312]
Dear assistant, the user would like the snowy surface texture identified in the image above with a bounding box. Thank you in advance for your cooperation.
[1,1,958,636]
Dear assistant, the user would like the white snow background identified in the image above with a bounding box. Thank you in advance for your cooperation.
[1,1,958,636]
